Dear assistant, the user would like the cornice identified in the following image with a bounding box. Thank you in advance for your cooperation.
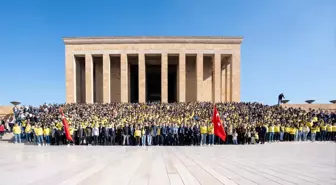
[63,36,243,45]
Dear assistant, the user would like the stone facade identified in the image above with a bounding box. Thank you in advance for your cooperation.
[63,36,243,103]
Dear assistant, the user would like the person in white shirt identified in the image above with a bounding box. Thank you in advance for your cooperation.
[92,126,99,145]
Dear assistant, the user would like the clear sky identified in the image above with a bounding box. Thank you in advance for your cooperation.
[0,0,335,106]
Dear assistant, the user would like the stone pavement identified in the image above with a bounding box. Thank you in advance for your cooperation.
[0,142,335,185]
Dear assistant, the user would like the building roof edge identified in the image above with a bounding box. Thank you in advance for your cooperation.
[63,36,243,45]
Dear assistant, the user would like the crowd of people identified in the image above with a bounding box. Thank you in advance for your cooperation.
[1,102,335,146]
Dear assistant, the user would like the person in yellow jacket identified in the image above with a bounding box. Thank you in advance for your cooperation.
[207,123,214,145]
[35,125,44,146]
[332,123,336,141]
[320,123,327,141]
[140,125,146,146]
[284,125,291,141]
[268,124,275,142]
[22,119,27,128]
[43,126,50,145]
[280,124,285,141]
[200,123,207,146]
[69,126,75,145]
[13,123,21,143]
[290,126,296,141]
[326,123,333,141]
[25,122,32,143]
[310,124,317,142]
[255,132,259,144]
[264,124,269,142]
[274,123,280,142]
[315,125,321,141]
[134,126,141,146]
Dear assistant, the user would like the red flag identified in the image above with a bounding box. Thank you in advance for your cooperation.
[59,108,73,142]
[212,105,226,142]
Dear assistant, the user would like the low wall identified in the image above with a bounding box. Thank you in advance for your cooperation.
[281,104,336,112]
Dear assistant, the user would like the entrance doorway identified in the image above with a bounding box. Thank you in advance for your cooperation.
[130,65,139,103]
[168,65,177,103]
[146,65,161,102]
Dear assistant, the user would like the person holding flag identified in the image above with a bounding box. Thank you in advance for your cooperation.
[59,108,73,143]
[212,104,227,143]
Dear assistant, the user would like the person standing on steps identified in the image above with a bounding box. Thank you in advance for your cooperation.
[278,93,285,105]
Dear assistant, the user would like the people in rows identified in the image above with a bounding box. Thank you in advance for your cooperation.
[1,102,335,146]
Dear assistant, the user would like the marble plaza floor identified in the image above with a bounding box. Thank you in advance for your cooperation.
[0,142,335,185]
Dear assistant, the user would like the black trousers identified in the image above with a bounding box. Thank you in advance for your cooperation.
[161,135,166,145]
[79,136,85,145]
[290,134,294,141]
[70,134,75,145]
[51,136,55,145]
[167,134,173,145]
[99,135,103,145]
[86,136,92,145]
[227,135,233,144]
[103,135,108,145]
[93,135,98,145]
[173,134,178,145]
[326,132,332,141]
[274,133,280,141]
[135,136,140,145]
[259,133,265,144]
[179,134,184,145]
[184,135,190,145]
[316,132,321,141]
[55,131,61,145]
[193,134,200,145]
[154,135,159,145]
[284,133,290,141]
[110,135,116,145]
[152,135,157,145]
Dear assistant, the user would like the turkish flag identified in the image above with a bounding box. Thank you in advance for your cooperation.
[212,105,226,142]
[59,108,73,142]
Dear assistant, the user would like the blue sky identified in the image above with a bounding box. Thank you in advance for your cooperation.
[0,0,335,106]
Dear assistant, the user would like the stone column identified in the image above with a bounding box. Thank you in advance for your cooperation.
[103,54,110,103]
[65,52,75,103]
[85,53,93,103]
[225,58,232,102]
[221,59,226,102]
[178,52,186,102]
[138,53,146,103]
[213,53,221,102]
[120,53,128,103]
[231,52,241,102]
[161,53,168,103]
[196,53,203,101]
